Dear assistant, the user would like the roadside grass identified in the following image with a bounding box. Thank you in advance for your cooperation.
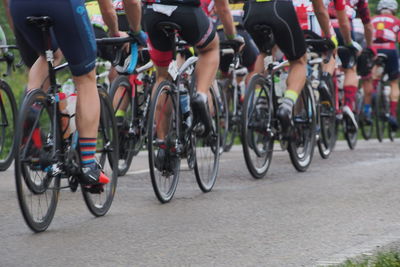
[338,251,400,267]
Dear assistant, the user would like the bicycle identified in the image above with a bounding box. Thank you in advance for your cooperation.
[218,41,247,152]
[241,25,316,179]
[304,31,336,159]
[147,22,220,203]
[0,44,18,171]
[372,53,395,142]
[110,58,155,176]
[14,16,120,232]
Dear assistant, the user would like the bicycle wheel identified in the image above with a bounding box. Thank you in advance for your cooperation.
[288,83,316,172]
[109,75,136,176]
[358,92,373,140]
[82,89,118,217]
[0,80,17,171]
[241,74,274,179]
[343,114,358,149]
[147,81,180,203]
[14,89,60,232]
[374,82,385,142]
[194,86,220,192]
[223,83,238,152]
[216,81,229,154]
[317,77,336,159]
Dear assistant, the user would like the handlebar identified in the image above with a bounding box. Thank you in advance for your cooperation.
[0,45,19,77]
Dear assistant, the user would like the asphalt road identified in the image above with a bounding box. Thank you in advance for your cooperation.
[1,140,400,267]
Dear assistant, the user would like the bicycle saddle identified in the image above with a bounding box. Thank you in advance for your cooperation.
[26,16,54,29]
[157,21,182,33]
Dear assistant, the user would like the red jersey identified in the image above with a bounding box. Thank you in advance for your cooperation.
[371,14,400,50]
[329,0,371,26]
[293,0,344,36]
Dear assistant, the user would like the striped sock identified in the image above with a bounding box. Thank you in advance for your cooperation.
[79,137,97,166]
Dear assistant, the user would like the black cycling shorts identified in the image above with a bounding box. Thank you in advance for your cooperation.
[14,28,38,68]
[143,4,215,66]
[243,0,306,61]
[218,28,260,73]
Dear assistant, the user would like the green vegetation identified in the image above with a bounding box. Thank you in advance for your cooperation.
[338,251,400,267]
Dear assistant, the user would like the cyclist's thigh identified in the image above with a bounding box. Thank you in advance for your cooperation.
[239,29,259,70]
[49,0,97,76]
[217,30,234,73]
[14,28,38,68]
[268,0,305,61]
[379,49,400,81]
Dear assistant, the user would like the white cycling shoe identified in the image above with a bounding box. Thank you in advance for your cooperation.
[343,105,358,130]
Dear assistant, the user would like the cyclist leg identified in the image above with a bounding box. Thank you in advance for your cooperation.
[244,0,307,132]
[380,49,400,129]
[11,0,108,185]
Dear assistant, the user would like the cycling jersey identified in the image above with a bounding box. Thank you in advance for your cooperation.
[142,0,200,7]
[329,0,370,25]
[371,14,400,48]
[86,1,108,31]
[293,0,343,36]
[113,0,126,15]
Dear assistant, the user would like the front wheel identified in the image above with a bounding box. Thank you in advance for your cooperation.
[0,80,18,171]
[14,89,60,232]
[82,89,119,217]
[288,83,316,172]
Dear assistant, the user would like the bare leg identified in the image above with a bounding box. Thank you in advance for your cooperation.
[74,69,100,138]
[27,49,63,91]
[195,35,220,95]
[286,54,307,94]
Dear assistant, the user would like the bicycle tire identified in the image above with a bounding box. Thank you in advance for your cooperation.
[223,83,238,152]
[109,75,136,176]
[343,114,358,150]
[0,80,17,171]
[194,85,220,192]
[288,83,316,172]
[241,74,274,179]
[14,89,60,232]
[82,88,119,217]
[317,77,336,159]
[375,82,385,142]
[147,81,180,203]
[216,81,229,154]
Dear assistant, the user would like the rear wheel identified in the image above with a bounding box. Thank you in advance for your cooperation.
[15,89,60,232]
[194,85,220,192]
[241,74,274,179]
[0,80,17,171]
[147,81,180,203]
[288,84,316,172]
[82,89,119,217]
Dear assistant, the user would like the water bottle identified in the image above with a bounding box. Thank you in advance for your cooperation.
[60,79,77,138]
[179,84,191,129]
[57,92,70,138]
